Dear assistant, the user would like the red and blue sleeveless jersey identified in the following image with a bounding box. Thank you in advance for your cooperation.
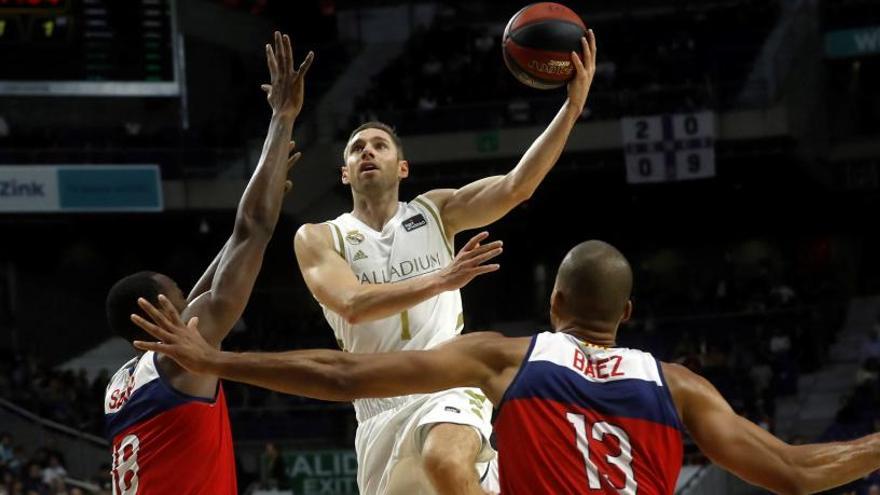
[494,332,683,495]
[103,352,237,495]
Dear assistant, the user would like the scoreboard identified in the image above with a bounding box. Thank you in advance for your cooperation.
[0,0,180,96]
[620,111,717,184]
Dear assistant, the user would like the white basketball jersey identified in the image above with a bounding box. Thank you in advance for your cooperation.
[321,196,464,421]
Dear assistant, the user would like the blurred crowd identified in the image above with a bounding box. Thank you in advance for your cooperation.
[0,432,110,495]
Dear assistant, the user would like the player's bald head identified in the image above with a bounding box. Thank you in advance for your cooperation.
[554,240,633,325]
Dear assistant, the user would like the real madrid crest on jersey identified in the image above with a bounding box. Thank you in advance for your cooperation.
[346,230,364,245]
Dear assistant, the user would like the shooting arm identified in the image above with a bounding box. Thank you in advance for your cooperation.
[429,101,581,235]
[432,34,596,236]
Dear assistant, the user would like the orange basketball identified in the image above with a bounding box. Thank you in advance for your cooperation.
[502,2,588,89]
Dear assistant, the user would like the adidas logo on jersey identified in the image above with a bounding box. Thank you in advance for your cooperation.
[353,250,368,261]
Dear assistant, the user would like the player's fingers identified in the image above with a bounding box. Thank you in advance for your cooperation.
[298,50,315,77]
[463,240,503,259]
[274,32,285,75]
[274,31,282,63]
[580,36,590,67]
[266,44,278,80]
[571,48,585,74]
[137,297,173,329]
[472,264,501,277]
[587,29,597,65]
[287,151,302,169]
[260,84,271,94]
[283,34,293,71]
[130,314,174,342]
[466,247,503,267]
[283,180,293,194]
[157,294,183,326]
[461,231,490,253]
[187,317,200,330]
[288,140,296,153]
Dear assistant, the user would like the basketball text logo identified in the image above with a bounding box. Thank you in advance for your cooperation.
[528,59,572,76]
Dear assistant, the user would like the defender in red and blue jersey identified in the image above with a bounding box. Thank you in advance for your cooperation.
[101,31,312,495]
[132,240,880,495]
[494,332,682,494]
[104,352,236,495]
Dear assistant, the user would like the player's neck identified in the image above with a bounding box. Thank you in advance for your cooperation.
[558,323,617,348]
[351,189,400,231]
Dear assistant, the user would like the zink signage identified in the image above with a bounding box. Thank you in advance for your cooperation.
[825,25,880,58]
[0,165,162,212]
[283,449,358,495]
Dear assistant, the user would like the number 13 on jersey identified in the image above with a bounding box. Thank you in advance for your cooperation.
[567,413,638,494]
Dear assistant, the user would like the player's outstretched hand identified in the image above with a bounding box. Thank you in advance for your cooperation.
[261,31,315,119]
[438,231,503,291]
[567,29,596,113]
[130,295,218,375]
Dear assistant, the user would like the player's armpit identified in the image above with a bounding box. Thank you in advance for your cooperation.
[664,363,880,495]
[425,177,527,237]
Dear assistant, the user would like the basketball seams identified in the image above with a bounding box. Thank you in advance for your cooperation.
[509,19,587,52]
[509,2,586,31]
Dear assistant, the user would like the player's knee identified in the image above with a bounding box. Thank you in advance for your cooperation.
[421,424,481,485]
[422,446,473,485]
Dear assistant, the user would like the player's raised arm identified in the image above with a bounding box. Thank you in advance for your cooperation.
[664,362,880,494]
[131,296,525,402]
[294,226,502,324]
[425,31,596,237]
[186,32,313,346]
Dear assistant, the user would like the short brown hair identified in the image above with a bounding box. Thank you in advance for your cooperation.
[347,121,405,160]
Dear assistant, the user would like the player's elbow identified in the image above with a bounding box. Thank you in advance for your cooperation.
[338,295,369,325]
[234,212,275,240]
[506,180,534,205]
[340,305,362,325]
[767,463,811,495]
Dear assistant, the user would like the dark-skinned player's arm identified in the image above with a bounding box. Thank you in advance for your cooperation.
[186,140,297,304]
[664,362,880,494]
[184,31,313,347]
[294,226,502,325]
[423,32,596,236]
[131,296,528,403]
[187,239,229,303]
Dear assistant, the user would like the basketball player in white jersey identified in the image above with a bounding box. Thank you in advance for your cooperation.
[292,33,596,494]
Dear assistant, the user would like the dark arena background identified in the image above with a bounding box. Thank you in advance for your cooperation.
[1,0,880,494]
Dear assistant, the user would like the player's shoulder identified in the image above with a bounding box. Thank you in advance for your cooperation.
[417,189,456,211]
[294,222,334,249]
[660,361,703,387]
[659,361,717,411]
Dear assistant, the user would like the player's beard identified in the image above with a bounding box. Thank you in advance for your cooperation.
[351,168,399,197]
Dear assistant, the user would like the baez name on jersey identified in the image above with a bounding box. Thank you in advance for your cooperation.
[572,350,626,380]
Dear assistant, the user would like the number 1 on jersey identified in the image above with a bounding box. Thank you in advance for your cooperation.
[566,413,638,494]
[400,310,411,340]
